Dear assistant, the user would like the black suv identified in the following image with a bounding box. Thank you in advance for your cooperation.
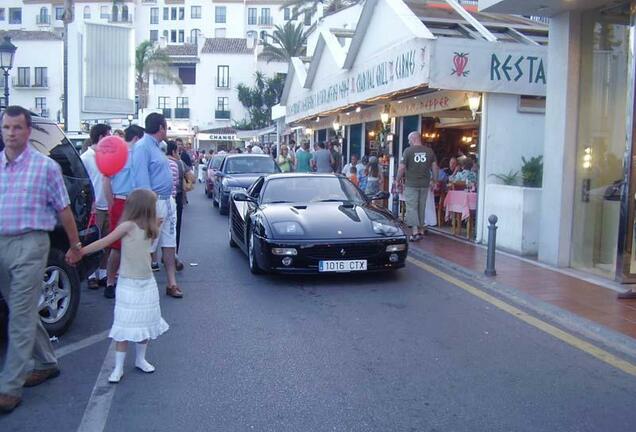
[0,116,102,336]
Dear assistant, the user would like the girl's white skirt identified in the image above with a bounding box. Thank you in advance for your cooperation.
[109,276,169,342]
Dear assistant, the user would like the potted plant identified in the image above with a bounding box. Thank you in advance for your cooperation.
[484,156,543,256]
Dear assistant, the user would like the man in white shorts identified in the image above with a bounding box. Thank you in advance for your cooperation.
[131,113,182,298]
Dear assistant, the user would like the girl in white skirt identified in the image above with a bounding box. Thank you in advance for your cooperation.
[70,189,169,383]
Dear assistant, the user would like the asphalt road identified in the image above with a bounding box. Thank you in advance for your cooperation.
[2,185,636,432]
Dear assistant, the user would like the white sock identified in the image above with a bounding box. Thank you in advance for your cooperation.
[98,268,107,280]
[89,271,97,280]
[135,343,155,372]
[109,351,126,382]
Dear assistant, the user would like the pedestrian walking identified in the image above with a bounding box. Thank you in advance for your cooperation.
[68,189,169,383]
[131,112,183,298]
[312,142,334,173]
[167,141,195,267]
[295,141,313,173]
[0,106,82,413]
[103,125,145,299]
[81,123,112,289]
[276,144,294,172]
[364,156,384,196]
[397,132,439,241]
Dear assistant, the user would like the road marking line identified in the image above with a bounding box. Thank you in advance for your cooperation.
[76,340,117,432]
[55,330,110,359]
[407,256,636,377]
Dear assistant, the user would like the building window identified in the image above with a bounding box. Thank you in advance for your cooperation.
[122,5,129,22]
[171,7,177,20]
[83,6,91,19]
[17,67,30,87]
[215,6,226,24]
[214,28,226,38]
[158,97,170,108]
[260,31,267,41]
[100,6,109,19]
[217,65,229,88]
[0,9,5,21]
[171,30,177,43]
[34,67,47,87]
[191,6,201,19]
[260,8,271,25]
[284,7,291,20]
[176,97,188,109]
[163,7,169,21]
[162,30,169,40]
[150,8,158,24]
[248,8,256,25]
[55,6,64,21]
[217,97,229,111]
[178,30,184,43]
[178,66,196,85]
[150,30,158,42]
[179,7,184,20]
[190,29,200,45]
[35,97,46,111]
[304,11,311,26]
[9,8,21,24]
[38,7,49,25]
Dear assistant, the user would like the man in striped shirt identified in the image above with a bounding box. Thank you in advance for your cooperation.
[0,106,81,413]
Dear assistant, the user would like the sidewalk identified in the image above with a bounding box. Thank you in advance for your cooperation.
[409,232,636,341]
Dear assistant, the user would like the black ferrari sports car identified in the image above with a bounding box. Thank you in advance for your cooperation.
[228,173,408,274]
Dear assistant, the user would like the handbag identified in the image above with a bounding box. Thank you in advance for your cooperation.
[178,160,194,192]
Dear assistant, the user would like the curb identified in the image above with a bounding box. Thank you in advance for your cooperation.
[407,246,636,363]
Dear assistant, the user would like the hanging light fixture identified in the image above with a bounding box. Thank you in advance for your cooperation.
[332,115,340,132]
[468,93,482,120]
[305,127,313,136]
[380,105,390,125]
[355,106,361,113]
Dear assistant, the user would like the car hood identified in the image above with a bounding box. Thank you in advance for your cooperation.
[261,202,404,241]
[223,173,263,188]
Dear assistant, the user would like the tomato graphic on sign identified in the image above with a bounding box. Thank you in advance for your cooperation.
[451,52,470,77]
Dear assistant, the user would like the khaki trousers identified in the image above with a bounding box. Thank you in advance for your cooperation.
[0,231,57,397]
[404,186,429,228]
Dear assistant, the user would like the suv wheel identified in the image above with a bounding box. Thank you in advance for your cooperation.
[39,248,81,337]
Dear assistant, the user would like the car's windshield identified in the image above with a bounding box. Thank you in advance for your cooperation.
[211,156,224,170]
[261,176,367,205]
[225,157,277,174]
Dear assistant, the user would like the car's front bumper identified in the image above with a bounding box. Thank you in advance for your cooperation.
[256,237,408,274]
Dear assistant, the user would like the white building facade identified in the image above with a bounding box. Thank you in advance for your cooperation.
[479,0,636,284]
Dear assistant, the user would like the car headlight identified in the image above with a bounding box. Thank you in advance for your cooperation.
[272,222,304,235]
[386,244,406,252]
[372,221,399,236]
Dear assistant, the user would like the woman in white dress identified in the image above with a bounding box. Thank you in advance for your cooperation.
[69,189,169,383]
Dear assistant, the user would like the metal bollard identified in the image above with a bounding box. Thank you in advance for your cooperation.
[485,214,498,277]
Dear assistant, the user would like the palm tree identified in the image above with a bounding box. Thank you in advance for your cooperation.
[261,22,308,63]
[135,41,182,109]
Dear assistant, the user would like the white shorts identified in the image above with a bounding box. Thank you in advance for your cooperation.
[152,197,177,252]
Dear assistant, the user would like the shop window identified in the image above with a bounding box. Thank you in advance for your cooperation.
[401,115,419,151]
[350,124,362,159]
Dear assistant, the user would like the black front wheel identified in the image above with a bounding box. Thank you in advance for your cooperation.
[248,232,263,274]
[39,248,81,336]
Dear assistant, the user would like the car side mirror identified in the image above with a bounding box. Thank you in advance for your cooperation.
[371,191,390,201]
[232,192,255,202]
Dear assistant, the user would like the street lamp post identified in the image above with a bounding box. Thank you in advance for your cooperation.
[0,36,17,110]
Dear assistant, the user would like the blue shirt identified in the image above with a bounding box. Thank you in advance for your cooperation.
[110,148,134,196]
[131,134,172,196]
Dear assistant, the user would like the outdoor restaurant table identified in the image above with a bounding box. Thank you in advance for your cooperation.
[444,190,477,238]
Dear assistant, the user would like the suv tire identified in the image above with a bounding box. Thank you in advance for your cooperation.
[39,248,81,337]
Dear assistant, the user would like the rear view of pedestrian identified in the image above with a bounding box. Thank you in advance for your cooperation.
[68,189,169,383]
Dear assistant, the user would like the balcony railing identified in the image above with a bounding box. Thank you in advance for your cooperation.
[258,16,273,26]
[174,108,190,119]
[215,110,230,120]
[33,77,48,88]
[12,78,30,88]
[215,77,231,89]
[40,108,49,118]
[36,15,51,25]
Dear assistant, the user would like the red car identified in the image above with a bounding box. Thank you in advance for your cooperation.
[205,154,226,200]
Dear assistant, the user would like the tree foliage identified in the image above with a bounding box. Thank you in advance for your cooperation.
[135,40,182,109]
[261,22,308,63]
[235,72,286,130]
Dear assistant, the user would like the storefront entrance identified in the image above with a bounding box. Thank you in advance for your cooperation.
[570,3,633,281]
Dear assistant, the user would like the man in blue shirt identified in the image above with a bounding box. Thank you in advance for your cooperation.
[131,113,182,298]
[103,125,145,299]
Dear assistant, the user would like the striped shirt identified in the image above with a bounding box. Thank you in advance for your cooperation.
[168,158,179,197]
[0,146,70,235]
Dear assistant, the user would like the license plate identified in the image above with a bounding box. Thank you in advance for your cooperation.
[319,260,367,272]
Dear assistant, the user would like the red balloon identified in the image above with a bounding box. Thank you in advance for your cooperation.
[95,136,128,177]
